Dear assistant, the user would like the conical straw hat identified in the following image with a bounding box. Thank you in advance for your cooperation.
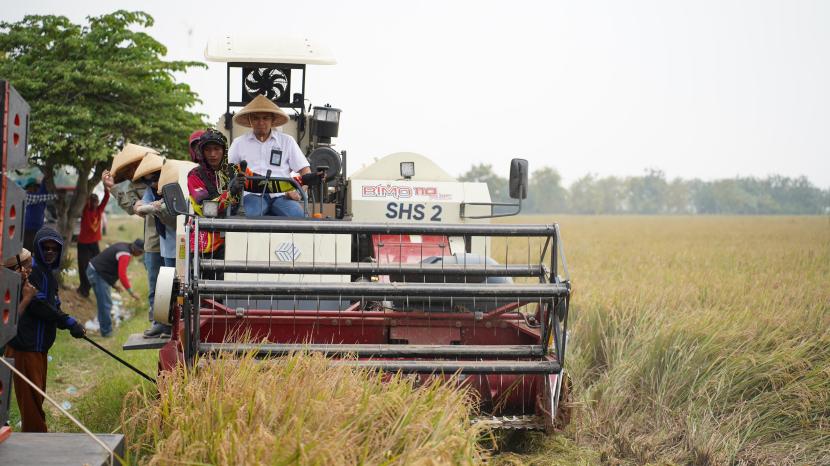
[158,159,198,194]
[111,143,160,182]
[132,153,165,181]
[232,94,289,128]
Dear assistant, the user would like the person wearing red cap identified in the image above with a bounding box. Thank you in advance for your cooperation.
[188,129,205,162]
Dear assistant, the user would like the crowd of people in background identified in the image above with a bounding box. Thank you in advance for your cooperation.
[6,95,320,432]
[11,92,328,356]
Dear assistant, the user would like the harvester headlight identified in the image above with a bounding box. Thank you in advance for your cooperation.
[400,161,415,179]
[203,200,219,218]
[311,104,341,143]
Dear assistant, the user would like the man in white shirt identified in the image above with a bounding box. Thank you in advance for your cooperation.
[228,94,311,217]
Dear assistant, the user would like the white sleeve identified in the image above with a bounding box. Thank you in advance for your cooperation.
[285,136,309,172]
[228,138,240,164]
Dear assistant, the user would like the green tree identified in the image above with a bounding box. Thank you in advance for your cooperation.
[665,178,693,214]
[0,11,206,240]
[526,166,568,213]
[625,169,668,214]
[567,174,625,214]
[458,163,508,201]
[569,174,600,214]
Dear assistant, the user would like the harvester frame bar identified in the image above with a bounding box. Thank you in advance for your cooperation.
[328,359,561,375]
[200,259,545,277]
[197,218,557,236]
[198,299,532,322]
[199,342,546,358]
[197,280,568,299]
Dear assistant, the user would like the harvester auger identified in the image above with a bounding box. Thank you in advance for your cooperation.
[122,34,573,431]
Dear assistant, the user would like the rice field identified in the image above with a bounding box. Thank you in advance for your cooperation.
[109,215,829,465]
[492,215,830,465]
[121,352,485,465]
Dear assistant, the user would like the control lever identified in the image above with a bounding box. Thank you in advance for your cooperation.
[260,169,272,215]
[236,161,248,216]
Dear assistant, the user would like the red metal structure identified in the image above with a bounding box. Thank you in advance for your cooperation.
[155,214,572,431]
[0,80,29,442]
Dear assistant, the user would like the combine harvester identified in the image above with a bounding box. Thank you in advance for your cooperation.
[127,36,573,431]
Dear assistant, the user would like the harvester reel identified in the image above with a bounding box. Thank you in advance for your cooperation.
[153,266,176,325]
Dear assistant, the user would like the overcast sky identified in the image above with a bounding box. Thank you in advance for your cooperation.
[5,1,829,187]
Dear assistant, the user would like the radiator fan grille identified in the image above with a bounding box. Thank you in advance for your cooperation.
[244,68,288,102]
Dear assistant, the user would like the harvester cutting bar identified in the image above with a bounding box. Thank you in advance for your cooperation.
[199,342,545,358]
[197,218,556,237]
[328,360,561,375]
[200,259,544,277]
[198,280,568,299]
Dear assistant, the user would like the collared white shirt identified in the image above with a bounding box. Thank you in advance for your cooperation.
[228,130,309,195]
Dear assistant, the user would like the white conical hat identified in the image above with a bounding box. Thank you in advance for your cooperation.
[132,153,165,181]
[157,159,198,194]
[232,94,289,128]
[111,143,160,183]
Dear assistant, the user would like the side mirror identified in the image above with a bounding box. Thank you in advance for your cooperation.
[161,183,189,216]
[509,158,529,200]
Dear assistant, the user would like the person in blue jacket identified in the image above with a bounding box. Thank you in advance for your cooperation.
[22,180,57,251]
[3,226,86,432]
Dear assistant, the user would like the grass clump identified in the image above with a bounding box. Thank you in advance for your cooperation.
[121,351,486,465]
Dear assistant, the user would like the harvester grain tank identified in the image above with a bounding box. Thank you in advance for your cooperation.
[130,35,572,431]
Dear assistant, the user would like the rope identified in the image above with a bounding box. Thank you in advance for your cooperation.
[0,356,119,465]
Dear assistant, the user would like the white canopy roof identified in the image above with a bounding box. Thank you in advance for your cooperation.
[205,35,336,65]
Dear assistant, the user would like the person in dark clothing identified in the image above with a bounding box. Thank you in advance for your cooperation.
[3,227,86,432]
[87,239,143,337]
[23,181,58,251]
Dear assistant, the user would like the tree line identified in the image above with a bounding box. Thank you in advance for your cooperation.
[0,11,205,240]
[460,165,830,215]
